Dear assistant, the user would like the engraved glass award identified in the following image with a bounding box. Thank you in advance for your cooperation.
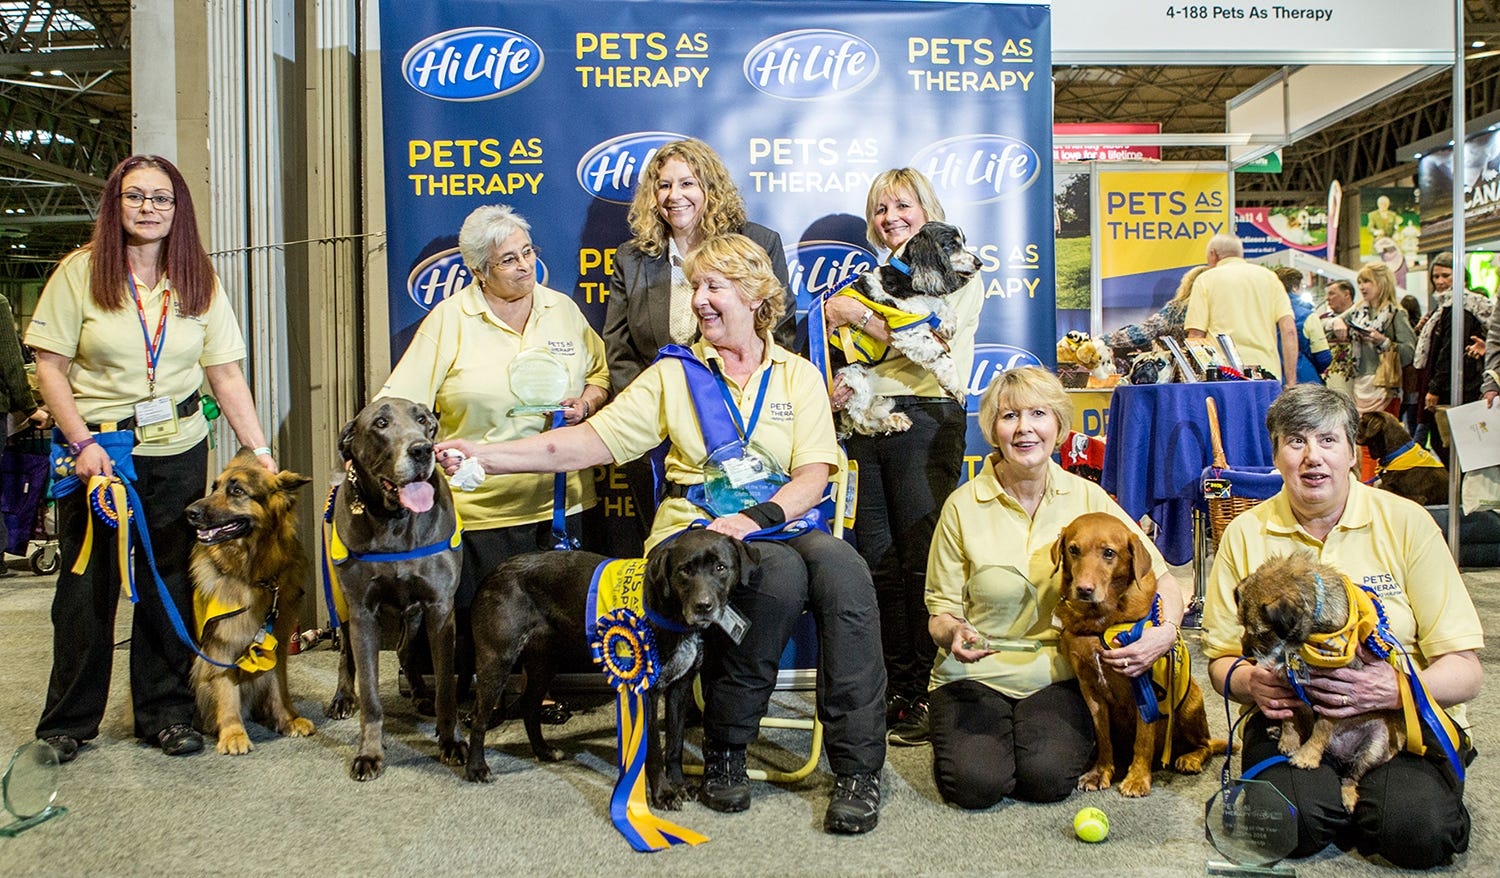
[1204,776,1298,876]
[506,348,570,416]
[698,439,789,518]
[0,740,67,836]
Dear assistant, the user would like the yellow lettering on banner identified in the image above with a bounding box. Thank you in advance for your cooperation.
[408,138,514,169]
[575,65,710,89]
[407,172,545,196]
[578,248,616,276]
[575,32,670,61]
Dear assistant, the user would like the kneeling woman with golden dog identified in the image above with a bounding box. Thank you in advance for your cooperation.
[1203,384,1482,869]
[923,367,1187,809]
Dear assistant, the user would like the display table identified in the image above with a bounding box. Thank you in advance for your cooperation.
[1101,381,1281,565]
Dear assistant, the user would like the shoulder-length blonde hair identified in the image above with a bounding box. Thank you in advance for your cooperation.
[1171,265,1208,306]
[625,139,747,258]
[1355,261,1398,313]
[681,234,785,335]
[864,168,946,251]
[977,366,1072,453]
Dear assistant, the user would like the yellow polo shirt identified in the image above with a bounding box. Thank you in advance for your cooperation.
[861,271,984,400]
[1185,257,1294,379]
[26,248,247,457]
[588,336,840,552]
[379,282,609,530]
[925,457,1169,698]
[1201,481,1483,722]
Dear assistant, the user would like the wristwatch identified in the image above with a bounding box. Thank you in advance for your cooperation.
[68,436,97,456]
[857,308,874,330]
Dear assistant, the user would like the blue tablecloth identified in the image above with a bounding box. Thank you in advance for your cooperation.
[1102,381,1281,565]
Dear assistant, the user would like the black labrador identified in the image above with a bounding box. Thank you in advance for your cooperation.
[325,398,467,780]
[465,529,754,809]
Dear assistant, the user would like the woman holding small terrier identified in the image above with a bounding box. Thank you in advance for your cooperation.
[439,233,886,835]
[1203,384,1481,869]
[924,366,1185,809]
[28,155,276,763]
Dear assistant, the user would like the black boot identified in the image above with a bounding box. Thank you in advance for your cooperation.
[824,772,880,834]
[701,745,750,813]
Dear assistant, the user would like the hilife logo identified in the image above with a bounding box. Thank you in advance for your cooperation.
[912,135,1042,205]
[402,27,545,101]
[743,29,879,100]
[789,240,878,305]
[968,343,1043,395]
[576,131,688,203]
[407,248,548,312]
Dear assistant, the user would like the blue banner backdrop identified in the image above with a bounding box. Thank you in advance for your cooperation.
[378,0,1055,526]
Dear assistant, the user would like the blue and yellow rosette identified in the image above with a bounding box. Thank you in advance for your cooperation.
[588,559,708,852]
[73,475,136,602]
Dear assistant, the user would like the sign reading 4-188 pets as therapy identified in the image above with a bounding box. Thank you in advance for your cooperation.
[378,0,1056,454]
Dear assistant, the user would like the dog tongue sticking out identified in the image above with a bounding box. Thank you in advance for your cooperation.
[399,480,435,513]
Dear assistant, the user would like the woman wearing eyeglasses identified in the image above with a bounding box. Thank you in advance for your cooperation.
[379,204,609,712]
[28,155,277,762]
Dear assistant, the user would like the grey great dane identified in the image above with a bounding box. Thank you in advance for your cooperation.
[325,397,467,780]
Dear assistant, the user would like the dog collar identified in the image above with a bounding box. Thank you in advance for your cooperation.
[887,254,912,276]
[1376,440,1445,473]
[1298,574,1393,669]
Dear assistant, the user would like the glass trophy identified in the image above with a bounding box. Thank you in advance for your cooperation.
[699,438,789,518]
[0,740,67,837]
[961,633,1042,652]
[1204,776,1298,876]
[506,348,571,416]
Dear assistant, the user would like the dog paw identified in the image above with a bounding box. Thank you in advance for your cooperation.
[216,728,253,756]
[1340,784,1360,812]
[464,760,494,784]
[1289,748,1322,771]
[1173,750,1208,774]
[881,412,913,434]
[650,783,688,811]
[440,738,469,766]
[1119,772,1152,798]
[282,717,316,738]
[1078,767,1112,791]
[535,746,567,763]
[326,695,356,720]
[350,753,385,781]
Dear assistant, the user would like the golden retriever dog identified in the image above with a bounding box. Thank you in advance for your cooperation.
[186,449,316,755]
[1053,512,1224,797]
[1236,553,1406,811]
[1355,411,1448,506]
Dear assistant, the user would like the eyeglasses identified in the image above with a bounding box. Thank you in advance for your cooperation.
[491,245,538,272]
[121,192,176,209]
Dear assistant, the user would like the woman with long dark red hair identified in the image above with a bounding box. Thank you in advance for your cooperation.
[28,155,276,762]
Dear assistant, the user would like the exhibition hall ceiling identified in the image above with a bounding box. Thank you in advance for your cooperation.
[0,1,1495,277]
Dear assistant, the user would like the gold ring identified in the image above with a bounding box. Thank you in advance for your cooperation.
[1342,694,1350,707]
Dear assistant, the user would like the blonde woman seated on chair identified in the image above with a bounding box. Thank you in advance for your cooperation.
[436,233,886,835]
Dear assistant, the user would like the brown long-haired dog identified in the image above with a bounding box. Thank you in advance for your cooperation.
[1355,411,1448,506]
[1236,554,1406,811]
[186,449,315,755]
[1053,512,1223,797]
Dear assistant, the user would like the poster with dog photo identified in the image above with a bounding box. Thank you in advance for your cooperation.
[1054,168,1091,336]
[1359,187,1422,285]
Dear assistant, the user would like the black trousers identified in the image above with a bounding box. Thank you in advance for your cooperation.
[36,441,208,743]
[845,398,966,702]
[1240,712,1472,868]
[928,678,1095,809]
[700,530,887,776]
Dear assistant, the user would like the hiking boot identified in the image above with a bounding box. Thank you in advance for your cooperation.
[884,692,910,725]
[157,723,204,756]
[42,735,80,764]
[700,745,750,812]
[887,698,930,746]
[824,772,881,834]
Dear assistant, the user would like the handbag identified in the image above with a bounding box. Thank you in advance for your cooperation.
[1350,374,1393,414]
[1373,347,1403,390]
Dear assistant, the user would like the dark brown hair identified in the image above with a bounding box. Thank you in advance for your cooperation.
[87,155,215,316]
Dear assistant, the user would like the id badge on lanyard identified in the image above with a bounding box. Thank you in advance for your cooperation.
[131,273,179,442]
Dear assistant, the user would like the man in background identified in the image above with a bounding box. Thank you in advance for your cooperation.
[1185,234,1298,384]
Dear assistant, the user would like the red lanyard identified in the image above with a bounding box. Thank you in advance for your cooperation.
[129,271,171,397]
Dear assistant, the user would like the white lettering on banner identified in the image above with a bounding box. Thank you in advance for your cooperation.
[410,39,536,92]
[748,170,873,193]
[748,39,871,91]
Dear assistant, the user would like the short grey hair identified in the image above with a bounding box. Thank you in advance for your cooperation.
[458,204,531,276]
[1206,234,1245,259]
[1265,384,1357,451]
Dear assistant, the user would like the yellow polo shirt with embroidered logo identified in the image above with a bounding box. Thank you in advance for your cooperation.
[25,248,247,457]
[379,282,609,531]
[1201,480,1483,724]
[925,457,1169,699]
[587,335,840,552]
[1185,256,1294,380]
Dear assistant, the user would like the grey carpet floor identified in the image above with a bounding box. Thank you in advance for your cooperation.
[0,563,1494,877]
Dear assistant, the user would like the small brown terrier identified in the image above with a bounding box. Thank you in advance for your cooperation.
[1236,553,1406,811]
[186,449,316,755]
[1053,512,1223,797]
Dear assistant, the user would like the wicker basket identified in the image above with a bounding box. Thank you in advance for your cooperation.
[1204,397,1271,542]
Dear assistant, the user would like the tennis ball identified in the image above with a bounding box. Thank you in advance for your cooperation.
[1074,806,1109,843]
